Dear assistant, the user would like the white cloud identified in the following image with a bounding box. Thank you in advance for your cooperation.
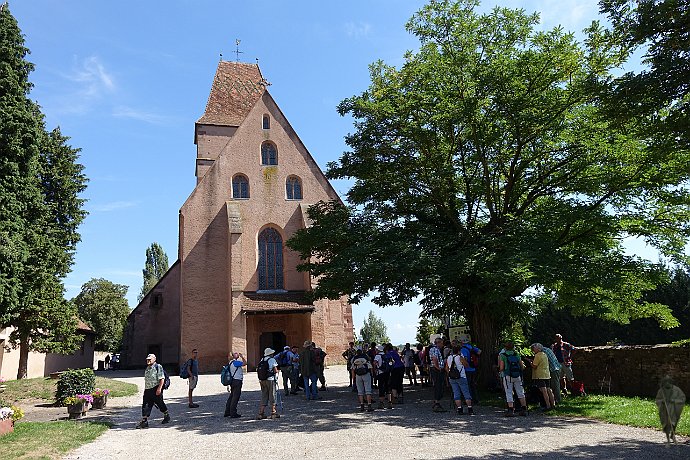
[112,106,175,125]
[91,200,137,212]
[52,55,116,115]
[344,21,372,39]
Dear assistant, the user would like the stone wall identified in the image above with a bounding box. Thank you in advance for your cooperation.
[571,344,690,398]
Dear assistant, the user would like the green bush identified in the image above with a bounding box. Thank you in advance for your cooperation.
[55,369,95,406]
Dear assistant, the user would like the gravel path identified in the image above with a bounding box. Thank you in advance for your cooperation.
[64,366,689,460]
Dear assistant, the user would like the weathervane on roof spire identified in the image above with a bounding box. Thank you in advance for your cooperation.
[235,39,244,62]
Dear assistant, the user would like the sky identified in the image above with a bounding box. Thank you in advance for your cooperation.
[9,0,663,345]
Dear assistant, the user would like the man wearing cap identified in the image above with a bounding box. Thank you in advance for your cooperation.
[299,340,319,400]
[276,345,293,397]
[257,347,280,419]
[136,354,170,428]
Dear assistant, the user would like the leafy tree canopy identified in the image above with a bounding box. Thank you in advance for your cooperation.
[288,0,690,371]
[360,310,390,345]
[416,316,444,345]
[138,242,169,302]
[73,278,130,352]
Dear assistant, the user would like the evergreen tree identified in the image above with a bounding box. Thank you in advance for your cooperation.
[138,242,169,302]
[360,310,390,345]
[73,278,130,352]
[0,5,88,378]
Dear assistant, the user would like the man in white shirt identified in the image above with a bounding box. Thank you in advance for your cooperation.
[257,347,280,419]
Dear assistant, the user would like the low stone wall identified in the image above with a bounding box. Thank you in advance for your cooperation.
[571,344,690,398]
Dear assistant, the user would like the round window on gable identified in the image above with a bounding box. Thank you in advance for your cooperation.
[262,115,270,130]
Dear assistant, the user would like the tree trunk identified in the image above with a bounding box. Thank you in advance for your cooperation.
[468,303,500,391]
[17,333,30,380]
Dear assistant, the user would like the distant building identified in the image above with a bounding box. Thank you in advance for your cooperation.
[122,61,354,371]
[0,320,96,379]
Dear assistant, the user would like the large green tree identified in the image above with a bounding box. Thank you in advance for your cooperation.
[360,310,390,345]
[73,278,130,352]
[288,0,690,381]
[137,242,169,302]
[0,5,88,378]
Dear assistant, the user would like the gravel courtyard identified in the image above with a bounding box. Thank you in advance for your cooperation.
[64,365,689,460]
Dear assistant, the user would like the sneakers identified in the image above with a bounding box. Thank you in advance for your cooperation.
[457,407,464,415]
[257,413,267,420]
[188,403,199,408]
[270,412,280,419]
[135,419,148,429]
[162,414,171,424]
[367,404,374,412]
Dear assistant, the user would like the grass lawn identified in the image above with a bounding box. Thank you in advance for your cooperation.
[0,421,109,460]
[481,390,690,436]
[0,376,138,404]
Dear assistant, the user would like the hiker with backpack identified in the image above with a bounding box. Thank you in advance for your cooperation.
[276,346,294,397]
[223,351,246,418]
[342,342,357,389]
[447,345,474,415]
[312,342,328,391]
[526,343,555,412]
[542,344,562,404]
[498,342,528,417]
[374,345,393,409]
[402,343,418,386]
[429,337,447,412]
[300,340,319,400]
[136,353,171,428]
[351,347,374,412]
[181,349,200,408]
[461,338,482,404]
[388,345,406,404]
[257,347,280,419]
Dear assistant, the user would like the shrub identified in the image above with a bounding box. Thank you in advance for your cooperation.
[55,368,95,406]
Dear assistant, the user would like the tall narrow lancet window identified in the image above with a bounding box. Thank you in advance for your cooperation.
[286,176,302,200]
[262,115,270,129]
[232,174,249,199]
[258,228,284,291]
[261,141,278,165]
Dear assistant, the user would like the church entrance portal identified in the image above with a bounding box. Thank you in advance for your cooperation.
[259,331,286,358]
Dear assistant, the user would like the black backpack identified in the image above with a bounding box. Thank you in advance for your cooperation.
[157,364,171,389]
[378,354,392,373]
[257,358,272,381]
[448,355,461,379]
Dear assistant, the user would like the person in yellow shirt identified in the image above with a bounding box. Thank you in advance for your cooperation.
[527,343,555,411]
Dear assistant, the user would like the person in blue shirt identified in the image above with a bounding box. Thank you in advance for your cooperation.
[186,349,200,408]
[461,339,482,404]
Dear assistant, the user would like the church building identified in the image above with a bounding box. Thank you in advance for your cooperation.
[122,61,354,371]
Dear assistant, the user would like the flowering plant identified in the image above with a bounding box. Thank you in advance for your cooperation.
[10,405,23,421]
[63,394,93,406]
[0,407,13,421]
[0,376,5,383]
[92,388,110,398]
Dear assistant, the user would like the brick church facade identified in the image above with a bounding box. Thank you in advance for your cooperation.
[122,61,354,371]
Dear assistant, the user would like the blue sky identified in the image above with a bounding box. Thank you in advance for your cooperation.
[11,0,662,344]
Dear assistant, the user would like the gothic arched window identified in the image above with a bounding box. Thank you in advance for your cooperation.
[262,115,270,129]
[286,176,302,200]
[261,141,277,165]
[232,174,249,199]
[258,228,284,290]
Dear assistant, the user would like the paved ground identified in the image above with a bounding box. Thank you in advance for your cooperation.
[63,366,689,460]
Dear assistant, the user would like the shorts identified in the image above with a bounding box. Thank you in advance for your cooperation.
[559,364,574,381]
[188,374,198,390]
[260,379,276,406]
[533,378,549,388]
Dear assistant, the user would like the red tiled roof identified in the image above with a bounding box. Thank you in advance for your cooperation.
[197,61,266,126]
[240,292,315,314]
[77,318,93,332]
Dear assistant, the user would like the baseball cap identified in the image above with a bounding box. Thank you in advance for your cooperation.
[146,354,156,361]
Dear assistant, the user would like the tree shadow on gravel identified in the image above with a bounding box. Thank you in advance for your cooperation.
[440,437,690,460]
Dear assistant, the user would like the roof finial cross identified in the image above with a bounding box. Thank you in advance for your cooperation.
[234,39,244,62]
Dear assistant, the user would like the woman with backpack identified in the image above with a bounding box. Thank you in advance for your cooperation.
[388,345,406,404]
[498,342,528,417]
[351,347,374,412]
[446,345,474,415]
[374,345,392,409]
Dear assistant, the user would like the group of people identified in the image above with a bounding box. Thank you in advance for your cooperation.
[133,334,578,428]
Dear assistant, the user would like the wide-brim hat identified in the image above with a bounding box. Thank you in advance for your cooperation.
[284,346,290,350]
[264,347,275,357]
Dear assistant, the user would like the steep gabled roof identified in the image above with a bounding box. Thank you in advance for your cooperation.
[196,61,266,127]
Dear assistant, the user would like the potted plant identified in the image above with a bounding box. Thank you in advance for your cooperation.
[0,405,21,436]
[64,394,93,419]
[91,388,110,409]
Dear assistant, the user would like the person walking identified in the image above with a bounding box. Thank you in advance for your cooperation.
[429,337,447,412]
[223,351,245,418]
[184,349,200,408]
[498,342,528,416]
[351,347,374,412]
[447,345,474,415]
[257,347,280,419]
[136,354,170,428]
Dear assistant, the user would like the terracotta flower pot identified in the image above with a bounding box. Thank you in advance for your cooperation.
[0,419,13,436]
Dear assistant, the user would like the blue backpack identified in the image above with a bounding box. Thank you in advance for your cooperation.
[221,364,232,386]
[179,359,191,379]
[503,351,522,378]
